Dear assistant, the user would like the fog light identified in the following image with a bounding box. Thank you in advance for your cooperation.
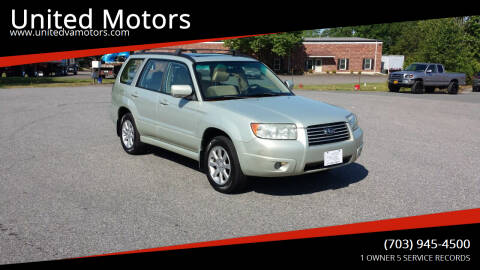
[357,145,363,157]
[274,162,288,170]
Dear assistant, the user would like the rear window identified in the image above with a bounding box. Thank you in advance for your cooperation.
[120,59,143,85]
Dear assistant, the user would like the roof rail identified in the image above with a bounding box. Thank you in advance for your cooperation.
[173,48,258,60]
[133,48,257,62]
[173,48,238,55]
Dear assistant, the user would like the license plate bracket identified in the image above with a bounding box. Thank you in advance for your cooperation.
[324,149,343,166]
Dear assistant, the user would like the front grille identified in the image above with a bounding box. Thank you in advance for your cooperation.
[390,73,403,79]
[306,122,350,146]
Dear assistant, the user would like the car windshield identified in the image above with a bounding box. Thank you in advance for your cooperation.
[195,61,293,100]
[405,64,427,72]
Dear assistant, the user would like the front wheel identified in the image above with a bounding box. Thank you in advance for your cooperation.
[411,81,424,94]
[204,136,249,194]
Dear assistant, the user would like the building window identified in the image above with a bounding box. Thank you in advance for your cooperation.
[338,58,349,71]
[363,58,373,70]
[305,59,313,70]
[273,58,281,71]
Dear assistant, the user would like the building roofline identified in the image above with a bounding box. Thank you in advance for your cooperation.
[303,37,382,43]
[196,37,382,44]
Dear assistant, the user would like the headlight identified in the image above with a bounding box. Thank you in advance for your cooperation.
[347,113,359,131]
[403,74,414,79]
[250,123,297,140]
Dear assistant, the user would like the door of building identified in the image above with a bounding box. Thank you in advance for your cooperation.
[314,58,323,73]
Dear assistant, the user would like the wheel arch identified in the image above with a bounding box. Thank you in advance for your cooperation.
[199,127,234,171]
[117,106,132,137]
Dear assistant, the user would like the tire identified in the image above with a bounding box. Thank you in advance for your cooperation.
[411,80,424,94]
[425,87,435,93]
[204,136,249,194]
[119,113,145,154]
[447,81,459,95]
[388,83,400,92]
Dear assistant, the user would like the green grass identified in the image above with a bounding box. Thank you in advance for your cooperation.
[0,76,115,88]
[294,82,388,92]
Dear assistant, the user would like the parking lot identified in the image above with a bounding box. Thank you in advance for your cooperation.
[1,85,479,264]
[278,73,388,85]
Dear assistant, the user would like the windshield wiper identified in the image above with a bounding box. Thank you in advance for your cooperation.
[206,95,247,101]
[244,92,290,98]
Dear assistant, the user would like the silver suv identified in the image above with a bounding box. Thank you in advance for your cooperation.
[111,50,364,193]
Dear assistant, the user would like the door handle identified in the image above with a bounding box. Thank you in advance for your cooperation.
[160,100,169,106]
[131,93,139,98]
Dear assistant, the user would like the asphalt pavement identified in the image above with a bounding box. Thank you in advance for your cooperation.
[0,86,479,264]
[278,73,387,85]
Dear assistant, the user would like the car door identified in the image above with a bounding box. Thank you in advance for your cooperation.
[436,64,448,87]
[424,64,437,86]
[116,58,146,128]
[156,61,201,152]
[133,59,168,138]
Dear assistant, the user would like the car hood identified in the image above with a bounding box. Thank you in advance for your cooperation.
[206,95,351,128]
[391,71,424,75]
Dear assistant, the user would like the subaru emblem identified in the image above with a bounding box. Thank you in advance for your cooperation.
[326,128,336,135]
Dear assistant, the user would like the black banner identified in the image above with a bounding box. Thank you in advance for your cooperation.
[1,4,478,56]
[4,223,479,267]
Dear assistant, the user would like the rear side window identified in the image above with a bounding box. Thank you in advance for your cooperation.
[437,65,444,73]
[120,59,143,85]
[137,59,169,92]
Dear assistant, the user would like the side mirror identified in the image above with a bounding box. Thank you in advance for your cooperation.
[284,80,294,90]
[171,85,193,98]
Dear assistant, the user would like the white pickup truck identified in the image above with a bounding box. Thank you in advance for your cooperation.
[388,63,466,94]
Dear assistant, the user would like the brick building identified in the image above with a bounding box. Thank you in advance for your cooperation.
[146,37,382,74]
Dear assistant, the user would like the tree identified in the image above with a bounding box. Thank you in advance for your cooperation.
[465,16,480,62]
[321,17,480,78]
[321,21,417,54]
[320,27,356,37]
[409,17,480,79]
[302,29,322,37]
[224,32,303,60]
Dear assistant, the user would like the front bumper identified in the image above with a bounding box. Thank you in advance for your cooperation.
[389,78,414,87]
[235,126,364,177]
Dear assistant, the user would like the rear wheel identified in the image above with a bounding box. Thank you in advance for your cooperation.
[411,81,424,94]
[447,81,459,95]
[205,136,249,194]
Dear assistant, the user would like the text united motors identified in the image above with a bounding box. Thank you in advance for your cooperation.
[10,9,191,31]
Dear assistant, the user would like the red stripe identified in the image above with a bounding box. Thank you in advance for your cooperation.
[82,208,480,258]
[0,34,271,67]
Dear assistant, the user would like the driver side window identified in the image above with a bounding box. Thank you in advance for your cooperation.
[164,62,193,95]
[427,65,438,73]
